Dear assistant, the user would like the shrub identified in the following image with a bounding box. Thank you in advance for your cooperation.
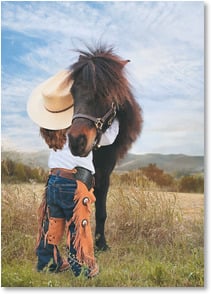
[141,164,175,190]
[1,159,48,183]
[178,175,204,193]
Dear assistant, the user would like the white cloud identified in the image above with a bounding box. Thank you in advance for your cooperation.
[1,1,204,155]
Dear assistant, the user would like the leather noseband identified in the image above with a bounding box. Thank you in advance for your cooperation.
[72,102,117,149]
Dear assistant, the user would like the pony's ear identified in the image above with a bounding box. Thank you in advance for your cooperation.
[120,59,131,68]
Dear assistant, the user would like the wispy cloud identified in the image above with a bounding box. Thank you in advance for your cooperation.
[1,1,204,155]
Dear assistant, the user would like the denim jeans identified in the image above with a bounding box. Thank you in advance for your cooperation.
[36,173,83,276]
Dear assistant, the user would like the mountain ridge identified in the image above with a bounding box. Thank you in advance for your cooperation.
[115,153,204,174]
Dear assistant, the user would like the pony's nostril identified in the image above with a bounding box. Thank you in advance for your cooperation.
[77,135,87,149]
[68,134,87,155]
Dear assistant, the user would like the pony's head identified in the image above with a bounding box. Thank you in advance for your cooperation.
[67,45,130,157]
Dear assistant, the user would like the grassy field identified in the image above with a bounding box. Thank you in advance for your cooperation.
[1,175,204,287]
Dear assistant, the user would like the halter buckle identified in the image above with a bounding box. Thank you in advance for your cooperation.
[95,118,104,130]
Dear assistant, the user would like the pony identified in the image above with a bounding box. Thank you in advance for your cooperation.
[67,44,143,250]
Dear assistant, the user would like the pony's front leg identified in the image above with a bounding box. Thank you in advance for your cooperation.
[94,170,110,251]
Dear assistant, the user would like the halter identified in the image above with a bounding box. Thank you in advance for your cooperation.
[72,102,117,149]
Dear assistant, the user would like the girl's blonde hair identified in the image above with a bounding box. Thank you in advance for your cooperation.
[40,127,69,151]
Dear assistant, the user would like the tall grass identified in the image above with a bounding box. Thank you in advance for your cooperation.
[1,173,204,287]
[106,187,178,246]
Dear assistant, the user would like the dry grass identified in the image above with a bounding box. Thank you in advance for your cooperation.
[175,193,204,220]
[1,175,204,287]
[106,186,179,246]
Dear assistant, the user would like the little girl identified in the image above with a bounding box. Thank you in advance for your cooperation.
[36,119,119,278]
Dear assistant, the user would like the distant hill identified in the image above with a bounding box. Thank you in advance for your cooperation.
[116,153,204,175]
[1,149,204,175]
[1,149,50,170]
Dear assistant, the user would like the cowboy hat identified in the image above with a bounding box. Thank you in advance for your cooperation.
[27,69,74,130]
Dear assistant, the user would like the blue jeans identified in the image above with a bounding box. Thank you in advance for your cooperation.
[36,173,82,276]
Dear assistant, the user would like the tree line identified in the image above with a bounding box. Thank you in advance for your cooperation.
[141,163,204,193]
[114,164,204,194]
[1,159,204,193]
[1,158,48,183]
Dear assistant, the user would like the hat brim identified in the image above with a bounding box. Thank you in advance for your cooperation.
[27,82,74,130]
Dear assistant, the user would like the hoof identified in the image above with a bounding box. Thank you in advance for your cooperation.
[95,234,110,251]
[95,243,110,252]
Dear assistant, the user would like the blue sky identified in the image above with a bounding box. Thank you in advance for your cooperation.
[1,1,204,155]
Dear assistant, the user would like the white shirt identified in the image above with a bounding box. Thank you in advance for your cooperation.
[48,119,119,174]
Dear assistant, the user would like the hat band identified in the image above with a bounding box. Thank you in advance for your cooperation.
[45,103,74,113]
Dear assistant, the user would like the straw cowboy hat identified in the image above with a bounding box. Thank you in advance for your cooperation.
[27,69,74,130]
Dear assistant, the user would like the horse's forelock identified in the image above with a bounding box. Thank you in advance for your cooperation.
[70,46,130,105]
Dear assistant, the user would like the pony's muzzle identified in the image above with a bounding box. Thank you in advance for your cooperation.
[68,122,97,157]
[68,133,88,156]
